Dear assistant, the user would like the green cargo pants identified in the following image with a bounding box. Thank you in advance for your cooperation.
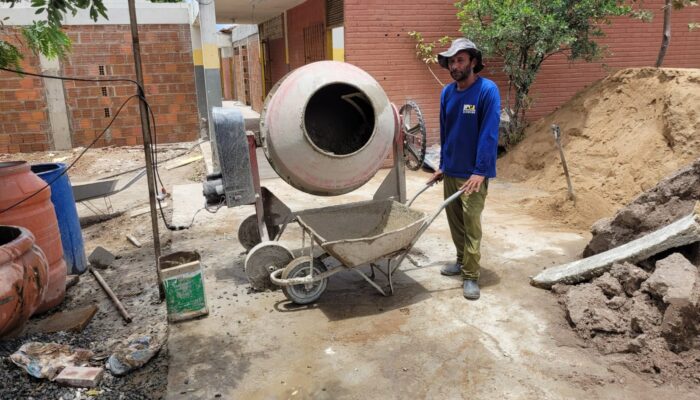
[443,175,488,280]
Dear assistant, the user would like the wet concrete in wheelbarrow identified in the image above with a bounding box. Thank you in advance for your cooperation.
[166,170,700,399]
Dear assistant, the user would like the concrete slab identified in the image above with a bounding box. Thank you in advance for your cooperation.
[88,246,115,269]
[531,204,700,289]
[32,305,98,333]
[222,100,261,132]
[171,183,222,228]
[199,141,214,174]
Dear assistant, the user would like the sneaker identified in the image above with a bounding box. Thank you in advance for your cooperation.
[440,262,462,276]
[463,280,480,300]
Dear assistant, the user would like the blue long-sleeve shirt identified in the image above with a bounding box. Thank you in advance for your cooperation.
[439,77,501,179]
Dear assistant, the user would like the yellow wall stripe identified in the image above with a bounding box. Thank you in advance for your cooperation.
[202,44,220,69]
[193,49,203,66]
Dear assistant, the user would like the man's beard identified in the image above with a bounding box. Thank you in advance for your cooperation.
[450,66,472,82]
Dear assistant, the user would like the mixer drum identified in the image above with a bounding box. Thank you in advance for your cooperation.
[260,61,395,196]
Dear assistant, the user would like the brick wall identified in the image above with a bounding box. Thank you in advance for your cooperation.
[0,29,52,153]
[232,34,264,112]
[232,44,246,104]
[247,34,264,112]
[267,37,288,87]
[286,0,326,69]
[61,24,198,148]
[221,54,233,100]
[344,0,700,145]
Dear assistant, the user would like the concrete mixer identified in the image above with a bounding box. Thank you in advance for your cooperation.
[202,61,452,304]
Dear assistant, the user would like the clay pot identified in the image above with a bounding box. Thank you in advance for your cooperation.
[0,225,49,337]
[0,161,67,313]
[260,61,395,196]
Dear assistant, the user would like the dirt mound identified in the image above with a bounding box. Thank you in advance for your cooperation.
[584,158,700,256]
[553,254,700,384]
[499,68,700,229]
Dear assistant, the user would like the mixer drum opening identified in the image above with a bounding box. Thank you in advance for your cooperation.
[303,83,375,156]
[260,61,394,195]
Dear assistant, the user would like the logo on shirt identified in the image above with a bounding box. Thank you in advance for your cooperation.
[463,104,476,114]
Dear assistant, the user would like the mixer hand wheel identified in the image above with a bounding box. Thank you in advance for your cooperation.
[399,101,427,171]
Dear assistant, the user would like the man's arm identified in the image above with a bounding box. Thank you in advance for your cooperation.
[428,88,448,185]
[472,84,501,177]
[459,84,500,194]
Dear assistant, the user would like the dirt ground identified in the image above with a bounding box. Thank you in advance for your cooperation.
[2,141,698,399]
[0,144,201,399]
[2,64,698,400]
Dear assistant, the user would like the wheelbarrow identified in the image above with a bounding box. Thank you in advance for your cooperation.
[261,185,464,304]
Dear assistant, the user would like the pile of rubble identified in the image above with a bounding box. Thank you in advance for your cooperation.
[553,253,699,383]
[547,159,700,384]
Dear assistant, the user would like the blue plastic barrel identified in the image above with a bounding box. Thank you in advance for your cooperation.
[31,163,87,275]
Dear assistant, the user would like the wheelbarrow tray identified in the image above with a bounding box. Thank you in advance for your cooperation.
[296,199,426,268]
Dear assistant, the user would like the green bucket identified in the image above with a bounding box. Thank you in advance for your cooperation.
[159,251,209,322]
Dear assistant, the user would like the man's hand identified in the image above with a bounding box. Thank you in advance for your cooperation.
[427,170,444,185]
[459,174,484,194]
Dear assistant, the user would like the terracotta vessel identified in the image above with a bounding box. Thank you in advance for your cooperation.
[0,161,66,312]
[0,226,49,337]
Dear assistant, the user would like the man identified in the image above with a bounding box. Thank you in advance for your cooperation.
[427,38,500,300]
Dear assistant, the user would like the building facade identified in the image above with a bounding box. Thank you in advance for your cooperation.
[238,0,700,146]
[0,1,200,153]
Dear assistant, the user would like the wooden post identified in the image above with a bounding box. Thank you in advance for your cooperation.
[551,124,575,202]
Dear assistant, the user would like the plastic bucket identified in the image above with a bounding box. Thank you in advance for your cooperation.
[31,163,87,275]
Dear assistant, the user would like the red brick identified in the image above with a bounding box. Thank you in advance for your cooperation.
[55,366,104,388]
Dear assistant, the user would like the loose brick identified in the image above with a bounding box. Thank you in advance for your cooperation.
[55,366,104,388]
[33,305,99,333]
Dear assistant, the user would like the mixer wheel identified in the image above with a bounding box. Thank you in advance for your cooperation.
[244,242,294,291]
[281,257,328,305]
[399,101,427,171]
[238,214,281,251]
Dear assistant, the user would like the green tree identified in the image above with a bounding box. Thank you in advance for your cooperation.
[455,0,642,147]
[1,0,107,69]
[656,0,698,67]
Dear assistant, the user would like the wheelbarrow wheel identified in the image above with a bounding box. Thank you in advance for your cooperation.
[281,256,328,305]
[238,214,280,251]
[245,241,294,291]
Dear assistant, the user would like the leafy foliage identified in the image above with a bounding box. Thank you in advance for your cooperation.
[0,0,108,70]
[28,0,108,26]
[454,0,640,147]
[21,20,71,59]
[0,33,23,70]
[407,31,450,86]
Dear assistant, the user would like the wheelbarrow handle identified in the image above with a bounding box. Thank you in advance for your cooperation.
[390,189,465,275]
[407,180,439,207]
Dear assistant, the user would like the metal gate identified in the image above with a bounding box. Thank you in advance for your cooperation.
[303,23,326,64]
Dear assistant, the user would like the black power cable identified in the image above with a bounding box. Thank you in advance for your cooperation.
[0,94,142,214]
[0,68,202,230]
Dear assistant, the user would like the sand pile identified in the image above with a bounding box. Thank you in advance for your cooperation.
[553,253,700,384]
[499,68,700,229]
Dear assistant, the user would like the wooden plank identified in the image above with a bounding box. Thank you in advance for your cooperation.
[165,155,203,170]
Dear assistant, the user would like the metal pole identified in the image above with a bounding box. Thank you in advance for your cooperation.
[127,0,165,300]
